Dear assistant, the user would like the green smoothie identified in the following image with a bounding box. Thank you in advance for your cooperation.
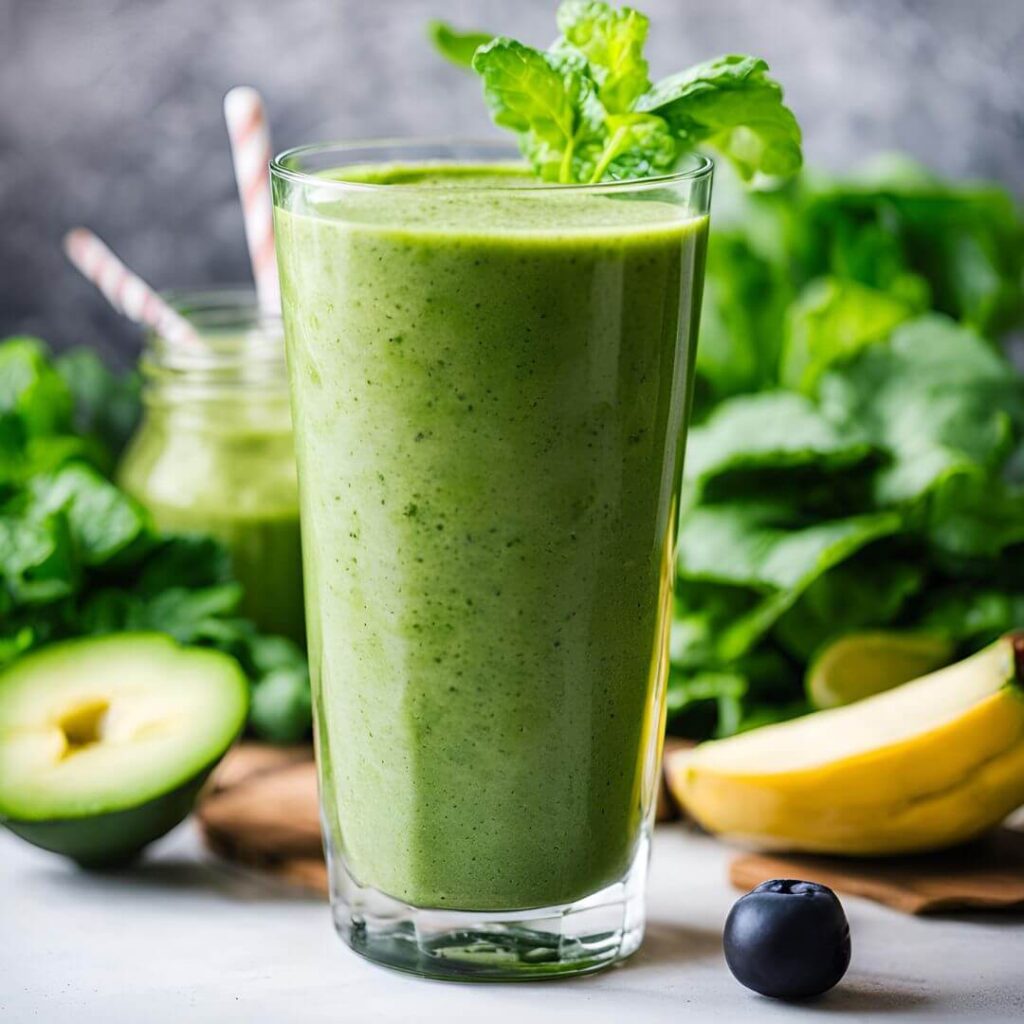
[275,165,707,911]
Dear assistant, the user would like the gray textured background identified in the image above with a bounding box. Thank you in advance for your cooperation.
[2,0,1022,363]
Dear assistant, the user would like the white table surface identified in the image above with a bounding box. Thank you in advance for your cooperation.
[1,822,1020,1023]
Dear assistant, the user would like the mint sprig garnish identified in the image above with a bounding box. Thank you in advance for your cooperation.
[430,1,802,185]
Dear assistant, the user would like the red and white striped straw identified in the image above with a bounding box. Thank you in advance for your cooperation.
[63,228,201,346]
[223,86,280,317]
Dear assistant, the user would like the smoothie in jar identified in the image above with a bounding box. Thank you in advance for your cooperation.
[273,143,711,977]
[118,291,305,646]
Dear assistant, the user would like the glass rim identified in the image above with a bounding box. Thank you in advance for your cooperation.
[270,136,714,194]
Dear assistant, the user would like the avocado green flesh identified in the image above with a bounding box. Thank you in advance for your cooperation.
[0,634,248,865]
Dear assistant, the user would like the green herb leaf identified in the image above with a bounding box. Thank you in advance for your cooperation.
[695,230,791,402]
[684,391,874,494]
[427,20,494,69]
[925,476,1024,563]
[28,463,151,566]
[134,535,233,595]
[55,348,141,464]
[818,315,1024,505]
[780,276,923,393]
[0,338,73,438]
[677,502,904,658]
[555,1,650,113]
[250,666,312,744]
[667,669,747,737]
[773,554,925,661]
[0,510,76,606]
[920,586,1024,650]
[640,54,802,180]
[587,112,676,182]
[472,39,602,183]
[443,5,801,185]
[797,157,1024,335]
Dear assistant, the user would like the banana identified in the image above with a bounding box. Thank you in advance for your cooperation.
[666,633,1024,855]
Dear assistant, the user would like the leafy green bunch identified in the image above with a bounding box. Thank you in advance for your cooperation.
[430,1,802,184]
[670,159,1024,738]
[0,338,310,742]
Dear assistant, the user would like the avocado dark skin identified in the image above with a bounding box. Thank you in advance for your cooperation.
[3,764,217,868]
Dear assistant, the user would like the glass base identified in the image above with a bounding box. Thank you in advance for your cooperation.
[326,831,650,981]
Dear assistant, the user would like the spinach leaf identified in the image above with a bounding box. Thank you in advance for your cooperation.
[639,55,802,181]
[556,1,650,113]
[696,230,791,402]
[0,510,77,606]
[28,463,151,567]
[818,315,1024,506]
[453,5,802,184]
[55,348,141,464]
[773,554,925,661]
[780,276,922,393]
[684,391,873,496]
[0,338,73,438]
[427,20,494,69]
[473,39,603,183]
[920,586,1024,650]
[677,503,904,658]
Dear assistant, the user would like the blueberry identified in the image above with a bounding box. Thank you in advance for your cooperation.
[723,879,851,1000]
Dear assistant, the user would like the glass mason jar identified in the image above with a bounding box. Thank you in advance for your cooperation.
[118,288,305,646]
[272,141,712,980]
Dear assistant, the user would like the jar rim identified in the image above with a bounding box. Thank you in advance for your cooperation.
[143,287,286,379]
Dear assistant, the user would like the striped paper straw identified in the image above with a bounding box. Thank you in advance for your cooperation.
[63,228,201,346]
[223,86,280,316]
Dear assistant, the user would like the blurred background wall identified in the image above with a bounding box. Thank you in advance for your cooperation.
[1,0,1022,363]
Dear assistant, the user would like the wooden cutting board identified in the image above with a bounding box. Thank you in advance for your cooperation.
[730,831,1024,915]
[196,742,1024,913]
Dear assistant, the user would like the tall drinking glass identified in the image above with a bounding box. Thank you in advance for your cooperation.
[271,141,711,980]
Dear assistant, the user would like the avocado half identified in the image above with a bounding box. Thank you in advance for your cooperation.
[0,633,248,867]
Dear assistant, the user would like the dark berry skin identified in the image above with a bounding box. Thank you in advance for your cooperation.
[724,879,851,1000]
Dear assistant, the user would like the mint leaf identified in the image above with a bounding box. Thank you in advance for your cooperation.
[640,54,802,180]
[473,39,602,182]
[427,20,494,69]
[555,1,650,113]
